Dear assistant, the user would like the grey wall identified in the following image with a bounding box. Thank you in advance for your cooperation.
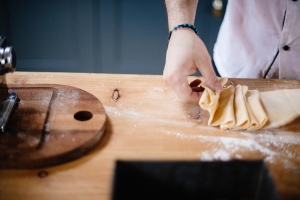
[0,0,225,75]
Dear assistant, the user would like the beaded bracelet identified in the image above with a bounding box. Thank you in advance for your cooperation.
[168,23,199,41]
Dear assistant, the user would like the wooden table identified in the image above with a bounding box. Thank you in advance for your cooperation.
[0,72,299,200]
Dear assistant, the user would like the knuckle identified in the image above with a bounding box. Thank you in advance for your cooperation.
[163,72,176,85]
[180,95,192,104]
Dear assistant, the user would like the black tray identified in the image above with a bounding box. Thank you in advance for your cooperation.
[112,160,278,200]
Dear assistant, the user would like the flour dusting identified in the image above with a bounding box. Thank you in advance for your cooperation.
[103,105,299,170]
[163,130,299,170]
[104,105,143,118]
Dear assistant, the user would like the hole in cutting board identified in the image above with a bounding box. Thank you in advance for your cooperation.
[74,111,93,121]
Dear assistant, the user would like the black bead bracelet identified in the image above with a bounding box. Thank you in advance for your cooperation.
[168,23,199,41]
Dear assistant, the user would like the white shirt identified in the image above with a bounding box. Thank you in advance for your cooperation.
[213,0,300,79]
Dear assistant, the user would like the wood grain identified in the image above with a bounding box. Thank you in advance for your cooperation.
[0,84,106,169]
[0,72,299,200]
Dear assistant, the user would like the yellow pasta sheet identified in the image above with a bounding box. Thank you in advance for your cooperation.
[199,78,300,130]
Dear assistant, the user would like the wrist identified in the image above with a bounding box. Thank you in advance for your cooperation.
[168,23,199,41]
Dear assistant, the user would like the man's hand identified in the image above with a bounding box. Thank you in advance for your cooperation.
[163,29,222,103]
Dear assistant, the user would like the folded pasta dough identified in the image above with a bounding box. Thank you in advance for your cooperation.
[199,83,220,124]
[199,78,230,125]
[244,89,268,130]
[199,79,272,131]
[222,85,249,130]
[211,85,235,127]
[199,79,235,128]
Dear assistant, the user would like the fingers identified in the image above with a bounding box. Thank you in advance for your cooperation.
[195,58,222,92]
[164,74,204,103]
[189,79,201,87]
[177,83,202,103]
[205,74,223,92]
[189,79,205,92]
[191,87,205,92]
[163,30,222,103]
[164,58,221,103]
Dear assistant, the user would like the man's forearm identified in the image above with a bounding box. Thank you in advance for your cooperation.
[165,0,199,30]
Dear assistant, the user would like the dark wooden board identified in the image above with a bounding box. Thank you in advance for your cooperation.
[0,84,106,169]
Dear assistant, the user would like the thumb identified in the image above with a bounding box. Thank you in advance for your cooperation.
[205,75,223,91]
[198,61,222,91]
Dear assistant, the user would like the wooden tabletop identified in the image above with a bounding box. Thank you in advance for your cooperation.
[0,72,299,200]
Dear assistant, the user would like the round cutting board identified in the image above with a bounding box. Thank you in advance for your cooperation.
[0,84,106,169]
